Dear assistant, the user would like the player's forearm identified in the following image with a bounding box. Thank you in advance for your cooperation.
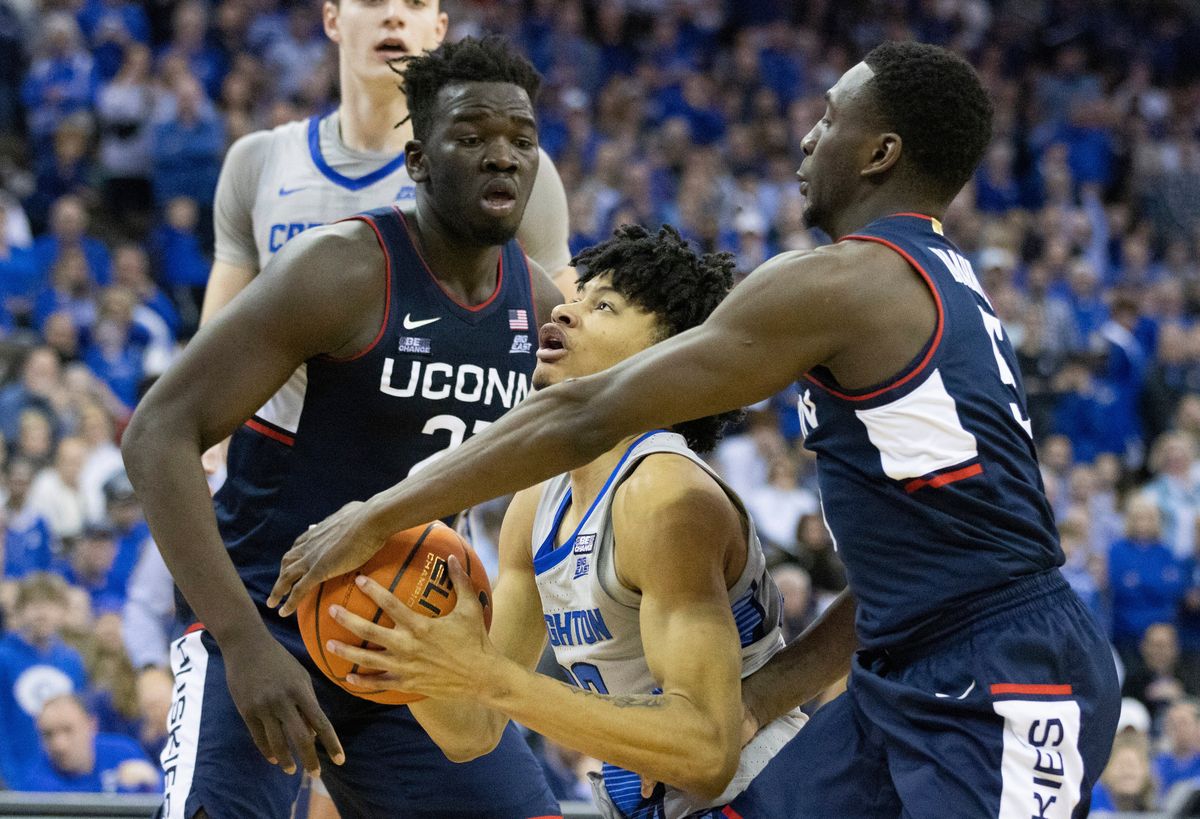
[122,415,269,649]
[742,590,858,726]
[367,378,619,532]
[407,698,508,762]
[479,657,738,800]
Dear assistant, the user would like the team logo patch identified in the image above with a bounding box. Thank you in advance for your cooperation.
[573,556,590,579]
[510,334,532,354]
[573,534,596,554]
[508,309,529,330]
[398,336,432,355]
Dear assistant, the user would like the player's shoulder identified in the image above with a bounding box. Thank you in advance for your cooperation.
[613,451,736,531]
[222,119,308,168]
[260,218,382,291]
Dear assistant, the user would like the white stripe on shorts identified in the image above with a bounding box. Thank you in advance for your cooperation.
[993,698,1083,819]
[160,631,209,819]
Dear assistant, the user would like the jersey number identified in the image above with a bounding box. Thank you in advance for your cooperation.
[408,415,493,476]
[567,662,609,694]
[978,307,1033,438]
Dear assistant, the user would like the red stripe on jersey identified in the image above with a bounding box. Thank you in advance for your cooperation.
[904,463,983,493]
[890,212,935,221]
[722,806,746,819]
[185,622,205,635]
[991,683,1073,696]
[323,214,394,362]
[803,234,945,402]
[245,418,295,447]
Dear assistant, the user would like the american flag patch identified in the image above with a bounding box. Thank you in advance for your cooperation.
[508,309,528,330]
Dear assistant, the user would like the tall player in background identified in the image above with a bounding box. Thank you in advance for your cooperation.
[123,38,562,819]
[199,0,573,474]
[326,226,811,818]
[276,42,1122,816]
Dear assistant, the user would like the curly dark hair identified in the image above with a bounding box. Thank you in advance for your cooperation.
[395,36,542,142]
[862,41,992,200]
[571,224,741,453]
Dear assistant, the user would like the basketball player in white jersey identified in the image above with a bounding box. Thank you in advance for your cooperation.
[322,226,810,818]
[199,0,573,475]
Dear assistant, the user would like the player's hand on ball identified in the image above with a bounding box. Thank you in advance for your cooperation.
[325,555,491,700]
[224,636,345,775]
[269,499,387,617]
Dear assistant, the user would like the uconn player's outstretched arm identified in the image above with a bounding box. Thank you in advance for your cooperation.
[122,220,391,776]
[325,457,750,799]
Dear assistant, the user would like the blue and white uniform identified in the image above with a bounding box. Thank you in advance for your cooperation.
[780,214,1120,818]
[532,430,808,819]
[162,205,559,819]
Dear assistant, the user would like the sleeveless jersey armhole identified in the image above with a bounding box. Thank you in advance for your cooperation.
[319,214,392,362]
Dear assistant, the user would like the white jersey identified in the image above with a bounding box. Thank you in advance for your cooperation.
[531,430,806,819]
[212,112,571,434]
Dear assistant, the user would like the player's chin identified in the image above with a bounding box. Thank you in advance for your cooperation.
[531,364,562,391]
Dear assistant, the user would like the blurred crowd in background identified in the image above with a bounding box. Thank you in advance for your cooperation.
[1,0,1200,811]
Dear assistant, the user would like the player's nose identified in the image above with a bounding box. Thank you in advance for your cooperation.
[550,302,579,326]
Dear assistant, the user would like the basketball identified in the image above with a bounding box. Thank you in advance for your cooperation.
[297,521,493,705]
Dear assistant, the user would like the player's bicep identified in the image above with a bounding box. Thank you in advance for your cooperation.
[590,251,847,437]
[517,148,571,275]
[141,225,382,448]
[200,259,256,325]
[616,474,741,716]
[488,487,548,669]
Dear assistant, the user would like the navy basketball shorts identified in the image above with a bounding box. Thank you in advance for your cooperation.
[156,629,562,819]
[723,572,1120,818]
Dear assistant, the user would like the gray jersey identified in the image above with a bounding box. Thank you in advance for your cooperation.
[212,112,571,433]
[530,431,806,818]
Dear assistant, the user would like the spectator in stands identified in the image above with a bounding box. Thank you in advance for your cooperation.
[771,561,817,641]
[33,246,97,332]
[13,408,56,468]
[80,610,138,737]
[1123,622,1193,729]
[120,537,174,671]
[1144,431,1200,560]
[82,286,149,409]
[0,205,38,328]
[42,310,82,366]
[25,112,98,233]
[20,13,95,154]
[150,72,223,209]
[27,435,88,540]
[54,523,125,614]
[793,511,846,597]
[96,44,158,233]
[0,346,64,444]
[77,401,122,524]
[14,693,160,793]
[150,195,210,333]
[0,573,87,788]
[30,194,112,291]
[1154,698,1200,798]
[157,0,227,102]
[1109,495,1189,662]
[2,457,54,579]
[111,241,178,342]
[76,0,151,83]
[743,452,816,554]
[133,665,171,759]
[1091,728,1158,813]
[1057,509,1107,629]
[101,471,147,593]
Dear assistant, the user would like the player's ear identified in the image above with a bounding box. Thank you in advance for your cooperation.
[406,141,429,183]
[862,132,901,178]
[322,0,340,43]
[432,11,449,46]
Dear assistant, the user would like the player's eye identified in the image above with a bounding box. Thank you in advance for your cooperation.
[597,301,614,311]
[514,137,535,150]
[458,136,482,146]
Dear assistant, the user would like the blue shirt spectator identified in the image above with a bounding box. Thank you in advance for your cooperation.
[20,13,95,148]
[14,694,160,793]
[76,0,150,82]
[150,76,223,207]
[1108,496,1191,654]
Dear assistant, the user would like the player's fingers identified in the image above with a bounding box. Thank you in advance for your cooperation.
[325,637,402,668]
[243,716,279,767]
[295,692,345,766]
[267,557,305,609]
[278,703,323,775]
[330,603,408,645]
[354,576,420,625]
[345,671,407,690]
[445,555,483,618]
[279,569,319,617]
[640,776,657,799]
[260,715,297,775]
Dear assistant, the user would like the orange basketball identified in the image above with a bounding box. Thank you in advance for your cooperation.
[297,521,493,705]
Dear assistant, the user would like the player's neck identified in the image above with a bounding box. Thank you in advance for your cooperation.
[827,190,946,240]
[337,80,412,153]
[406,204,503,305]
[567,434,647,513]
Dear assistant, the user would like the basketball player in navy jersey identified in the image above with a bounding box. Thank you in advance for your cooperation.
[277,41,1122,816]
[123,38,562,819]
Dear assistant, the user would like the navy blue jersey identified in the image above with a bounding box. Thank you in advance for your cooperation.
[213,204,538,635]
[800,213,1061,650]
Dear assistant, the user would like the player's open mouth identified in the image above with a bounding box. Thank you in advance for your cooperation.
[481,179,518,216]
[537,323,568,362]
[375,39,408,60]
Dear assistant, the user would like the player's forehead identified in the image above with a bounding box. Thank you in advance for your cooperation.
[434,82,535,126]
[826,61,874,109]
[576,272,622,298]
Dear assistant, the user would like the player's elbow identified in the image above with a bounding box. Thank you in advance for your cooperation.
[435,730,502,763]
[680,742,739,801]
